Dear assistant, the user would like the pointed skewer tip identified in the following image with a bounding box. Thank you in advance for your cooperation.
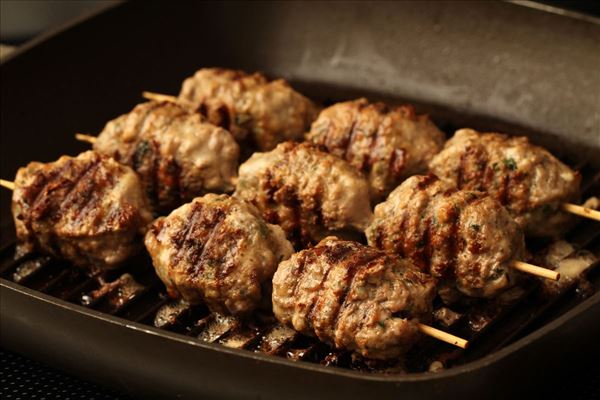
[0,179,15,191]
[75,133,97,144]
[562,203,600,222]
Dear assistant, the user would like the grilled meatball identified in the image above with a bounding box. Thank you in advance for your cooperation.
[178,68,318,151]
[12,151,153,270]
[234,142,373,247]
[145,194,293,317]
[366,174,525,298]
[306,98,445,200]
[94,101,240,213]
[272,237,436,360]
[429,128,581,237]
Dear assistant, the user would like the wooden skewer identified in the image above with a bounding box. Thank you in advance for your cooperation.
[511,260,559,281]
[562,203,600,222]
[142,91,178,103]
[0,179,15,191]
[138,93,599,221]
[75,133,97,144]
[1,173,567,283]
[0,179,563,351]
[417,323,468,349]
[2,173,565,284]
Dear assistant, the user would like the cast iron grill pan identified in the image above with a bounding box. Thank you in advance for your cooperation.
[1,2,599,399]
[1,149,599,371]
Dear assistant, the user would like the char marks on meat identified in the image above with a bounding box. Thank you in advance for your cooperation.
[234,141,372,248]
[11,151,153,270]
[306,98,445,200]
[429,128,581,237]
[94,101,240,213]
[366,174,525,298]
[272,237,436,360]
[178,68,319,151]
[145,194,293,317]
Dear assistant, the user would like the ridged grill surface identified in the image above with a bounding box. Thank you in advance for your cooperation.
[1,163,598,374]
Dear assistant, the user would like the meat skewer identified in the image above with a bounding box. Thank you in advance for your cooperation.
[74,100,240,213]
[303,104,597,224]
[76,123,599,224]
[366,174,559,299]
[233,141,373,248]
[1,151,154,271]
[272,237,468,359]
[429,128,600,235]
[145,194,294,317]
[144,68,319,151]
[305,98,446,201]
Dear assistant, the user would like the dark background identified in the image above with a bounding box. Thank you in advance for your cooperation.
[1,1,600,45]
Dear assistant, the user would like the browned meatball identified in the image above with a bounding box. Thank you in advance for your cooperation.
[366,174,525,298]
[272,237,436,360]
[145,194,293,317]
[178,68,318,151]
[12,151,153,271]
[234,142,373,247]
[306,98,445,200]
[94,101,240,213]
[429,128,581,237]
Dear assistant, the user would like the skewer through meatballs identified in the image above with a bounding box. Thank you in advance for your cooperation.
[429,128,581,237]
[234,141,373,247]
[178,68,319,151]
[306,98,445,200]
[366,174,526,298]
[272,237,437,360]
[11,151,153,271]
[94,101,240,213]
[145,194,293,317]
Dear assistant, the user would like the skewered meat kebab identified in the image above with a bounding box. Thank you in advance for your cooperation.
[273,237,467,359]
[145,194,294,317]
[302,103,597,225]
[365,174,558,299]
[305,98,446,200]
[429,128,599,236]
[233,141,373,247]
[77,101,240,213]
[2,151,153,271]
[144,68,319,151]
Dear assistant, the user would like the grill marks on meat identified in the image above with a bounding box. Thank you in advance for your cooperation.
[272,237,436,360]
[366,175,525,298]
[94,101,240,213]
[429,128,581,237]
[12,151,153,270]
[234,142,373,248]
[145,194,293,317]
[306,98,445,200]
[178,68,319,151]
